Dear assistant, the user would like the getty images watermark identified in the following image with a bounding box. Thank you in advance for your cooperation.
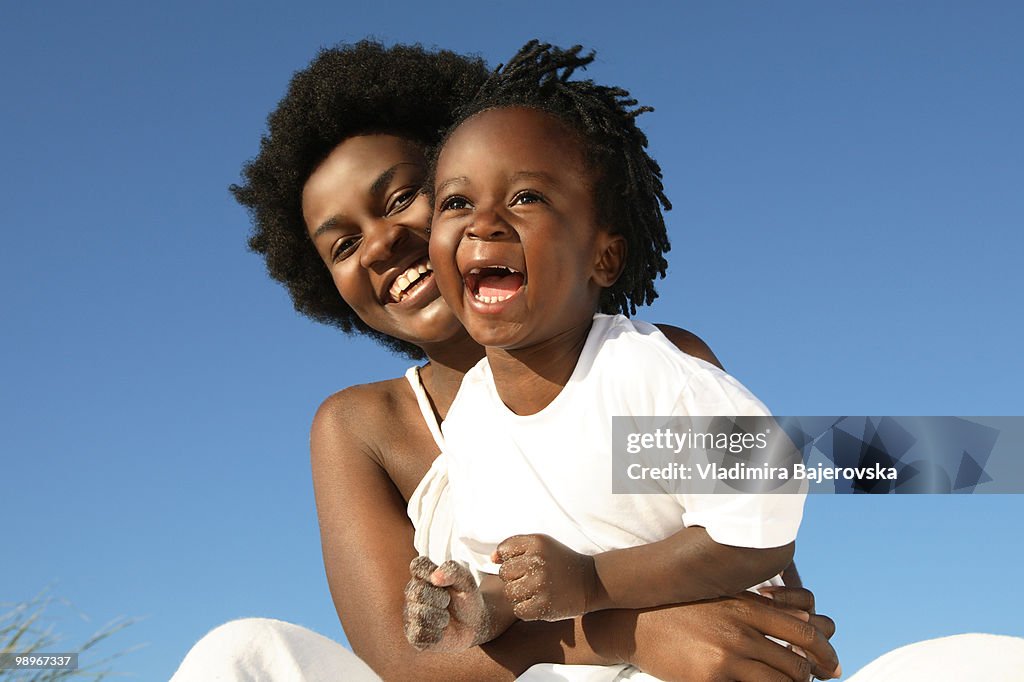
[611,416,1024,494]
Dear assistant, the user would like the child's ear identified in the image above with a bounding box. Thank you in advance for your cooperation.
[593,232,627,288]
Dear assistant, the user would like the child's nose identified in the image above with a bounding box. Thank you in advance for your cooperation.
[466,210,511,241]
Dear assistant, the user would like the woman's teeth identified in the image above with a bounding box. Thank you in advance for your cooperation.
[389,261,432,303]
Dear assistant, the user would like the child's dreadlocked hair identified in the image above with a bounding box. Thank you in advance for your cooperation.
[232,41,488,358]
[443,40,672,315]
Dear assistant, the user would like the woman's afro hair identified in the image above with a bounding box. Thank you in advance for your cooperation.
[231,40,488,358]
[439,41,672,316]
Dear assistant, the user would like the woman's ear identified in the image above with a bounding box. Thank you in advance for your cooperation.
[593,232,627,288]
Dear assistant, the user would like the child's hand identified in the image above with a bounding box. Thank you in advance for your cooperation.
[403,556,489,652]
[492,534,597,621]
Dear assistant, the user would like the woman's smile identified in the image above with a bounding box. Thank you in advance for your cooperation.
[385,256,438,306]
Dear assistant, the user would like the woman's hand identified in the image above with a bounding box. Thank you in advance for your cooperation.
[760,584,839,675]
[585,589,840,682]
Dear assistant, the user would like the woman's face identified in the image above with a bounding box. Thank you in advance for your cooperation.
[302,134,466,348]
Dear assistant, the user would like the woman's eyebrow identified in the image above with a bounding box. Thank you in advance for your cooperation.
[312,216,340,239]
[312,162,425,238]
[369,162,420,197]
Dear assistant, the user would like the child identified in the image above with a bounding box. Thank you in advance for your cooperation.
[403,42,805,654]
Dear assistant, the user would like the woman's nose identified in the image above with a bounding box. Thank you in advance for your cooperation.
[358,220,408,269]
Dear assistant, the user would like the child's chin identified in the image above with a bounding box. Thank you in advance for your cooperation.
[465,320,524,350]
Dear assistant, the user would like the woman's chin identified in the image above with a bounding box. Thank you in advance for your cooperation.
[385,298,469,349]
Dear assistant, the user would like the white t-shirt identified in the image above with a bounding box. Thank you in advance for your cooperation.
[443,314,805,576]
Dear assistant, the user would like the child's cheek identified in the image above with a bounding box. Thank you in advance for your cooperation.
[427,221,463,306]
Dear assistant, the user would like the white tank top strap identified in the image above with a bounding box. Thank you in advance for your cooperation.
[404,366,454,563]
[404,366,445,450]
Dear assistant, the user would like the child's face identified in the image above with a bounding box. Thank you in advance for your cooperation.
[429,107,623,350]
[302,134,466,348]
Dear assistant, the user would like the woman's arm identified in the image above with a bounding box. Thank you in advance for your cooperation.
[587,593,840,682]
[312,385,620,680]
[313,381,836,680]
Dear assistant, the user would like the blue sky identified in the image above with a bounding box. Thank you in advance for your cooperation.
[1,1,1022,678]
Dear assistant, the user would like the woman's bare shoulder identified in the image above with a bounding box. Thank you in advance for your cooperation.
[311,373,437,499]
[654,323,723,369]
[311,376,414,465]
[315,376,410,425]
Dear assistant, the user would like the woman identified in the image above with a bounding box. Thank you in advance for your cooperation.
[177,40,840,681]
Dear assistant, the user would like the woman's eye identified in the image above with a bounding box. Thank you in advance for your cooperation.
[331,236,361,262]
[386,188,420,216]
[511,191,544,206]
[439,195,470,211]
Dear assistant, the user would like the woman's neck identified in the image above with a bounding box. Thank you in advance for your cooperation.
[418,331,485,420]
[485,318,594,416]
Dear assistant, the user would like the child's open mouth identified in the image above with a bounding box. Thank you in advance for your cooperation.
[464,265,525,305]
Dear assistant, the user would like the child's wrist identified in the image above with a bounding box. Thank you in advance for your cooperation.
[480,574,517,641]
[470,596,493,647]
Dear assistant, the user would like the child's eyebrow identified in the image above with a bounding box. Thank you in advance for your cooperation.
[435,176,469,196]
[435,171,560,197]
[509,170,559,187]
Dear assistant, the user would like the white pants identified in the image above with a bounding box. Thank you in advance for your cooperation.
[170,619,381,682]
[844,633,1024,681]
[171,619,1024,681]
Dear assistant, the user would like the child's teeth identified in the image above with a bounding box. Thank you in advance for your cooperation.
[397,274,410,290]
[475,293,514,304]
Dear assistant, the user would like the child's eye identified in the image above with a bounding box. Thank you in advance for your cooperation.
[331,236,361,262]
[439,195,470,211]
[386,187,420,216]
[511,190,545,206]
